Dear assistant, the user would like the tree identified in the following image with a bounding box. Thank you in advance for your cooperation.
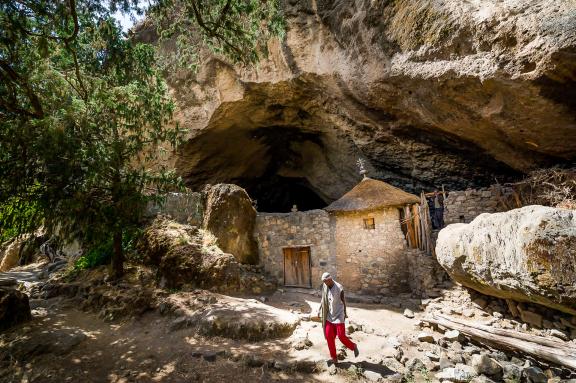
[0,0,284,278]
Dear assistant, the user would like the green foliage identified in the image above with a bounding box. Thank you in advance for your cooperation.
[0,0,284,277]
[150,0,286,71]
[74,240,113,271]
[0,188,41,243]
[74,228,142,271]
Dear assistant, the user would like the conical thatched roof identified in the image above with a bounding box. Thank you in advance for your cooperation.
[325,177,420,212]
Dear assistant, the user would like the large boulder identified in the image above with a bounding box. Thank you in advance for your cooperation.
[436,206,576,314]
[0,288,32,331]
[0,237,26,272]
[139,217,242,290]
[203,184,258,264]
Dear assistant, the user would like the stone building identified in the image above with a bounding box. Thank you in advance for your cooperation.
[255,177,421,294]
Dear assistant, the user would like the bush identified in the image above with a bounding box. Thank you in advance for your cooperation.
[74,240,112,271]
[73,228,143,271]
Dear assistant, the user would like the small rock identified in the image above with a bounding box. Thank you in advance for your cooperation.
[502,362,522,382]
[426,351,440,362]
[493,311,503,319]
[471,354,503,377]
[381,357,405,374]
[439,352,454,370]
[406,358,425,373]
[522,366,547,383]
[437,364,477,382]
[518,308,543,328]
[549,329,568,341]
[463,309,475,318]
[364,370,383,382]
[444,329,461,342]
[404,309,415,318]
[417,332,435,343]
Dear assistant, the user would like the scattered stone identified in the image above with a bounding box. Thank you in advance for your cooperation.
[417,332,435,343]
[425,352,440,362]
[463,309,475,318]
[293,337,313,350]
[506,300,520,318]
[405,358,425,373]
[444,329,461,342]
[364,370,383,382]
[493,311,503,319]
[439,352,455,370]
[471,354,503,378]
[549,329,568,341]
[502,362,522,382]
[442,307,454,315]
[403,309,415,318]
[522,366,547,383]
[518,307,543,328]
[436,364,477,382]
[381,357,405,374]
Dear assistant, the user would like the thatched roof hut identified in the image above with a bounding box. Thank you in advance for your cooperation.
[325,177,420,212]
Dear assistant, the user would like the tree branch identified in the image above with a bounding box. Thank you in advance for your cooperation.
[0,59,44,118]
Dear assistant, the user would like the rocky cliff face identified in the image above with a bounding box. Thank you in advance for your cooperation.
[150,0,576,211]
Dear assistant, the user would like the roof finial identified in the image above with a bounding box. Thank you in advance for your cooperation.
[357,158,368,179]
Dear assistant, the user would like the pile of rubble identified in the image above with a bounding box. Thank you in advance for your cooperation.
[411,286,576,382]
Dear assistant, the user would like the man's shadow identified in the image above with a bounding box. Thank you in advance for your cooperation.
[331,360,399,377]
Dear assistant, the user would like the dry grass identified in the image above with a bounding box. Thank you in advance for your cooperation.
[501,167,576,209]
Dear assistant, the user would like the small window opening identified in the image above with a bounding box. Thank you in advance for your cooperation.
[363,217,375,230]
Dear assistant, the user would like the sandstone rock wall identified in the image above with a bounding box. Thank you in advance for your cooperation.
[148,0,576,200]
[436,205,576,315]
[254,210,335,288]
[443,186,512,225]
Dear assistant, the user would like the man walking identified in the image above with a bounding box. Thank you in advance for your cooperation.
[317,272,359,365]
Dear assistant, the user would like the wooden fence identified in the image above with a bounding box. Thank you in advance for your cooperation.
[400,192,433,255]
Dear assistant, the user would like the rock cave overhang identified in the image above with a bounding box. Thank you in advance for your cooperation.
[174,80,539,213]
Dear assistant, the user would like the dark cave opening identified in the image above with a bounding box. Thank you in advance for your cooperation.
[239,175,327,213]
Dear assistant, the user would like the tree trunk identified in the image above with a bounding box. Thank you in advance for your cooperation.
[110,228,123,279]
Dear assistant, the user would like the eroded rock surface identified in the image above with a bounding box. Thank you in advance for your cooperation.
[436,205,576,314]
[165,292,300,340]
[141,0,576,209]
[203,184,258,264]
[138,217,274,292]
[0,288,32,331]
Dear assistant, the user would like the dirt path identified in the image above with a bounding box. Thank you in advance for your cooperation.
[1,275,426,383]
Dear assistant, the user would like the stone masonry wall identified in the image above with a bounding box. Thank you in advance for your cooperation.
[406,249,446,297]
[333,208,410,295]
[146,192,204,226]
[254,210,335,287]
[443,186,511,225]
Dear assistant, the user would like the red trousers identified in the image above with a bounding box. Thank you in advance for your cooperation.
[324,321,356,359]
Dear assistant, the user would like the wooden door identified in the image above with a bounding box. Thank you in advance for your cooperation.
[283,247,311,287]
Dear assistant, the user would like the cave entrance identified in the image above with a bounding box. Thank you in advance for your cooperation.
[240,175,327,213]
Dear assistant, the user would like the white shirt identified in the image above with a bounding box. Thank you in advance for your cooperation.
[327,281,345,324]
